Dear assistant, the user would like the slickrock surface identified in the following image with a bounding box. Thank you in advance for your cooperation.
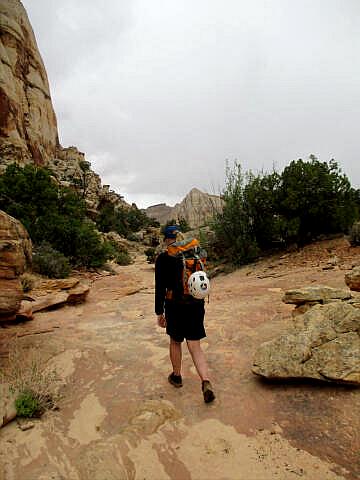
[0,238,359,479]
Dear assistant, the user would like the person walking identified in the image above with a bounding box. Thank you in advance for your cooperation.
[155,225,215,403]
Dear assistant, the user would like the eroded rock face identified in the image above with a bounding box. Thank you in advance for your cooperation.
[0,1,129,214]
[0,0,58,168]
[345,267,360,292]
[0,210,32,320]
[174,188,223,229]
[252,302,360,384]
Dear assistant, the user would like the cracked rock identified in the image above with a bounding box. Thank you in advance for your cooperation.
[252,302,360,384]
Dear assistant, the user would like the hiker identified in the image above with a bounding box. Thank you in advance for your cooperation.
[155,225,215,403]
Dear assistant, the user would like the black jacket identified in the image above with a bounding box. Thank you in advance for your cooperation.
[154,251,184,315]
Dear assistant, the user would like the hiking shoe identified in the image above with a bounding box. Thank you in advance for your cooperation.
[202,380,215,403]
[168,372,183,388]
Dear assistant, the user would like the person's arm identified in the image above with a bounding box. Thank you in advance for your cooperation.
[155,253,167,324]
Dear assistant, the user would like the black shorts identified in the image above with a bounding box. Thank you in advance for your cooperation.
[165,299,206,342]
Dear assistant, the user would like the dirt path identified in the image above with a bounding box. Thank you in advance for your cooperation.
[0,239,359,480]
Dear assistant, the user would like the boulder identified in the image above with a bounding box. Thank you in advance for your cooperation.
[16,299,34,321]
[345,267,360,292]
[282,285,351,305]
[0,211,32,321]
[252,302,360,384]
[67,283,90,304]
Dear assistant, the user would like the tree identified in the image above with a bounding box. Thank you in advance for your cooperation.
[278,156,358,244]
[0,164,111,268]
[243,170,283,250]
[212,161,259,265]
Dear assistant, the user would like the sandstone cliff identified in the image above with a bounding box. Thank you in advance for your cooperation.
[0,0,128,213]
[0,0,58,167]
[146,188,223,228]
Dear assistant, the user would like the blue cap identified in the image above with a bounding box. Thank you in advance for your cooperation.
[164,225,180,239]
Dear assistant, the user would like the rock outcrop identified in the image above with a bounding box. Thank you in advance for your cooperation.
[0,1,128,214]
[0,0,58,168]
[345,266,360,292]
[146,188,223,228]
[146,203,174,226]
[282,285,353,316]
[252,302,360,384]
[25,277,90,313]
[0,209,31,321]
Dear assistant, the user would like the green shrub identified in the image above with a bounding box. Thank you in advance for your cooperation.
[114,250,132,265]
[349,221,360,246]
[33,242,71,278]
[15,390,41,418]
[103,240,133,266]
[3,343,58,419]
[0,164,110,268]
[96,203,156,237]
[213,157,359,265]
[212,162,259,265]
[144,247,157,263]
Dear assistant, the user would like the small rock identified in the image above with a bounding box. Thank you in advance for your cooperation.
[17,418,35,431]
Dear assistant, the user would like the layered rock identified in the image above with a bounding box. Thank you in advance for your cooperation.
[0,209,31,321]
[146,188,223,228]
[0,0,58,168]
[252,302,360,384]
[0,1,128,214]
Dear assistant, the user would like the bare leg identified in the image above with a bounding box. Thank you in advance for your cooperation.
[186,340,210,381]
[170,338,182,376]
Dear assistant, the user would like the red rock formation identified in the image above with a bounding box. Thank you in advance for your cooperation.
[0,210,32,321]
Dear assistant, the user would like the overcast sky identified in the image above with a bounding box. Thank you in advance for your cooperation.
[22,0,360,208]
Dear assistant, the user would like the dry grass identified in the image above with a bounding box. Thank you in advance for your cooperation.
[19,272,38,293]
[1,340,59,416]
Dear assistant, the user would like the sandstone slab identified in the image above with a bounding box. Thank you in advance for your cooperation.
[252,302,360,384]
[32,292,69,313]
[35,277,79,292]
[282,285,351,305]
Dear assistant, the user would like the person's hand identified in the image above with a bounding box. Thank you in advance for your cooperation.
[157,314,166,328]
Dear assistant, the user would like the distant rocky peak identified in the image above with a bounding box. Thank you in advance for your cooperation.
[146,187,223,228]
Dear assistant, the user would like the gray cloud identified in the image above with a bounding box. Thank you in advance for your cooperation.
[23,0,360,207]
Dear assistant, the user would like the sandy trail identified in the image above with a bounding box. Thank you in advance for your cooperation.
[0,239,359,480]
